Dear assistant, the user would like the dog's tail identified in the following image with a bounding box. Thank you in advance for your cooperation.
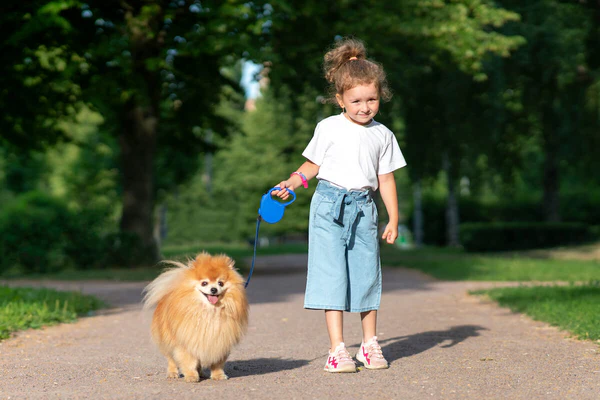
[142,260,189,310]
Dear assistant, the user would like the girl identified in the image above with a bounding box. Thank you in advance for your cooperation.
[272,38,406,373]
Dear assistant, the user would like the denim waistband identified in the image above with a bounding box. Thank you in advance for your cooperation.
[316,180,373,244]
[315,180,372,200]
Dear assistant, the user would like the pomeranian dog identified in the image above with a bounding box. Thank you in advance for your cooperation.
[143,253,249,382]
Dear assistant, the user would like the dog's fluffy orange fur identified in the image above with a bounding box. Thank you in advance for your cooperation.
[143,253,249,382]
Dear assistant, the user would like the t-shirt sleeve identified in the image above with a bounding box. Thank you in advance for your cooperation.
[302,123,331,166]
[378,132,407,175]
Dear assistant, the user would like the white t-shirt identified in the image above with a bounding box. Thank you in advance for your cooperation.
[302,113,407,191]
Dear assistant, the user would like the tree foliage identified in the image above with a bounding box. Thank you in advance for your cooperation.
[1,1,269,264]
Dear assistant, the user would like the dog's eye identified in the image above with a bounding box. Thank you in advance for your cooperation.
[201,282,208,286]
[218,281,224,287]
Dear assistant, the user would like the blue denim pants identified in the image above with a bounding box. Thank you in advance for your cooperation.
[304,180,381,312]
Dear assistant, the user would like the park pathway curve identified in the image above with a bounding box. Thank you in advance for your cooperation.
[1,255,599,399]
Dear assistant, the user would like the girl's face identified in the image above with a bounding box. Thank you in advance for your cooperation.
[336,83,380,126]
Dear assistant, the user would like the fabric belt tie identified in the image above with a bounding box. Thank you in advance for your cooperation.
[332,192,367,244]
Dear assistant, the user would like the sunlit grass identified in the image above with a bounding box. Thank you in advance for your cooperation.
[0,286,105,340]
[380,246,600,281]
[4,242,599,283]
[471,283,600,341]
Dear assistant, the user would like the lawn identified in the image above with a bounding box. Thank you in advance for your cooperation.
[0,286,105,340]
[381,243,600,344]
[3,242,599,283]
[471,283,600,342]
[380,245,600,282]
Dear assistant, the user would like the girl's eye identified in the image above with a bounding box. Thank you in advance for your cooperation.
[201,282,208,286]
[218,281,224,287]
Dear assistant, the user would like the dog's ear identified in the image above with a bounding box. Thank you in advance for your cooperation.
[194,252,212,264]
[225,256,236,270]
[213,254,236,270]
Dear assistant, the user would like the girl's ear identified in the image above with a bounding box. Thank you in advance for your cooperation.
[335,93,344,109]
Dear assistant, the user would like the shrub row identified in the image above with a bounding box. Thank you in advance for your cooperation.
[408,194,600,246]
[0,192,142,274]
[460,222,592,252]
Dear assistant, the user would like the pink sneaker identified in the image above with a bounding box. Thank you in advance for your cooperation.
[324,342,357,373]
[356,336,389,369]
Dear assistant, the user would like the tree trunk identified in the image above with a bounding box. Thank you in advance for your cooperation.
[443,153,460,247]
[412,178,424,247]
[542,113,561,222]
[119,102,159,265]
[118,6,165,265]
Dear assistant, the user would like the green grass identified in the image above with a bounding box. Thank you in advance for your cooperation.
[380,246,600,281]
[0,286,105,340]
[471,283,600,341]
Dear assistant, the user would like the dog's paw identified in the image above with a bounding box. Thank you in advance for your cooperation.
[183,374,200,383]
[166,371,180,379]
[210,371,229,381]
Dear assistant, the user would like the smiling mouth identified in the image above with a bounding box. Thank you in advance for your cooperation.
[203,293,220,305]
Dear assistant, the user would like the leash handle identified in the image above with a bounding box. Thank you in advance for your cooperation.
[267,187,296,206]
[258,187,296,224]
[246,187,296,288]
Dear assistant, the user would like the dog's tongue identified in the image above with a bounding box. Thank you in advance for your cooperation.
[208,295,219,305]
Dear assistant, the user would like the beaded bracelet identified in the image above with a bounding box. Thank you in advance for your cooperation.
[290,171,308,188]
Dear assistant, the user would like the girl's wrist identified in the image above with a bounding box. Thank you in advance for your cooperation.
[284,177,301,191]
[290,171,308,188]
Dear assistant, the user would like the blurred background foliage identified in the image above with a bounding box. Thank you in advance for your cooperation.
[1,0,599,274]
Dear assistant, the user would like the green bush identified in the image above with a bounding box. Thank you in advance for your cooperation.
[62,208,112,269]
[0,192,73,273]
[101,231,145,268]
[0,192,110,274]
[590,225,600,240]
[408,193,600,246]
[408,196,544,246]
[560,192,600,225]
[460,222,591,252]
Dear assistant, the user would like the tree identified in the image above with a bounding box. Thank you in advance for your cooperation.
[214,86,322,240]
[495,0,597,221]
[253,0,526,245]
[1,1,267,264]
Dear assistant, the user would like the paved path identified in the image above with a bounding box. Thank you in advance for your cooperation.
[1,256,599,399]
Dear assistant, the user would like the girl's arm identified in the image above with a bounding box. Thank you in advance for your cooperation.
[378,172,399,244]
[272,160,320,200]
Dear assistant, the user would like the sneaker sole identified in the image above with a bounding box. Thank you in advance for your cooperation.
[356,354,389,370]
[323,366,357,373]
[360,363,389,370]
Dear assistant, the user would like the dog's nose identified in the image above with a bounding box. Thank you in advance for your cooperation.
[211,287,218,295]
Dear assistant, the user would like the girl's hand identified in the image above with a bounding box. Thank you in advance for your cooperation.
[271,180,294,200]
[381,222,398,244]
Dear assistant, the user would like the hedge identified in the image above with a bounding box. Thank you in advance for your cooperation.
[460,222,591,252]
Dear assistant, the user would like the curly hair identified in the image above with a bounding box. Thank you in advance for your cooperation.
[323,38,392,104]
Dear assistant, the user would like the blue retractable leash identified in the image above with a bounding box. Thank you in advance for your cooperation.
[245,187,296,287]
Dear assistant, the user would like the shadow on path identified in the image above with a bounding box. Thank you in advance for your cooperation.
[225,357,310,378]
[373,325,487,363]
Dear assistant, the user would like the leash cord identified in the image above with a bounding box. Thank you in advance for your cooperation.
[245,216,262,288]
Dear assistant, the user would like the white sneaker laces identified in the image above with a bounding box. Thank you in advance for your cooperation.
[335,345,353,362]
[366,338,384,359]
